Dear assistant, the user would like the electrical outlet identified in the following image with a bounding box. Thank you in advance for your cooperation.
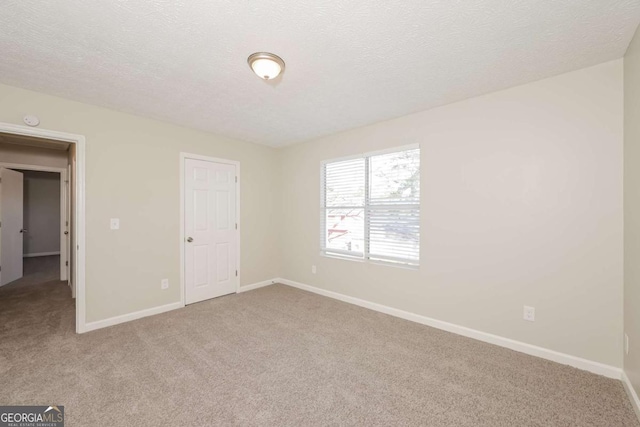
[311,265,317,274]
[523,306,535,322]
[110,218,120,230]
[161,279,169,290]
[625,333,630,355]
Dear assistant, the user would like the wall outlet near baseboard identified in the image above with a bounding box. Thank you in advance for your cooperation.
[311,265,317,274]
[625,333,629,355]
[161,278,169,290]
[523,306,535,322]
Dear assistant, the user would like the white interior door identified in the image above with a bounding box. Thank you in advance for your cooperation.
[0,168,24,286]
[184,158,237,304]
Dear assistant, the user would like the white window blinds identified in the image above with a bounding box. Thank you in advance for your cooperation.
[321,146,420,267]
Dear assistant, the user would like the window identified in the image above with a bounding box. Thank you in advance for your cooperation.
[321,145,420,267]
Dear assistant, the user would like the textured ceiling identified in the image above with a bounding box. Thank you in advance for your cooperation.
[1,1,639,147]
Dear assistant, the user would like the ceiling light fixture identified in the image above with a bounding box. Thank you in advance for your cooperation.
[247,52,285,80]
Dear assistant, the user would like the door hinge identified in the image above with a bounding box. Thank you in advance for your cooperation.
[66,261,69,266]
[235,176,238,183]
[235,223,237,230]
[235,270,238,277]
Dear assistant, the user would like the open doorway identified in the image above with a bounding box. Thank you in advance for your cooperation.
[0,124,85,333]
[0,167,67,287]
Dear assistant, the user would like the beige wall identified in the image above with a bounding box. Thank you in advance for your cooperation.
[0,141,68,168]
[0,58,626,369]
[625,26,640,396]
[0,84,281,323]
[279,60,624,367]
[22,171,61,255]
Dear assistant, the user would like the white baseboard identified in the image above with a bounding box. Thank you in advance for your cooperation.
[78,277,623,381]
[24,251,60,258]
[238,279,276,293]
[623,372,640,421]
[276,278,622,380]
[82,279,279,333]
[83,301,183,333]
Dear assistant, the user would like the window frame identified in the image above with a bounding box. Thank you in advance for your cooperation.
[320,143,420,269]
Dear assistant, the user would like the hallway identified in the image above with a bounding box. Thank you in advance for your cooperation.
[1,255,62,291]
[0,255,74,337]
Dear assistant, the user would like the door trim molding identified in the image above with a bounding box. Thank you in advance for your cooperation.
[623,371,640,422]
[0,162,68,282]
[0,122,86,334]
[179,152,241,308]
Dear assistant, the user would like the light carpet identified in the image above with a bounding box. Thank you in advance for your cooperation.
[1,255,60,291]
[0,282,637,426]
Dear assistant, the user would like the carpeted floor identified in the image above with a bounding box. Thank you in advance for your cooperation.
[0,255,61,291]
[0,281,638,426]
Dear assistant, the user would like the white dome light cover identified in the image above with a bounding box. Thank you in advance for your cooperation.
[247,52,285,80]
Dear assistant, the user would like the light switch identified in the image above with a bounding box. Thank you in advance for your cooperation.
[110,218,120,230]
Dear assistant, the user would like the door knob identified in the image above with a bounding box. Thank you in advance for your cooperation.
[20,229,27,233]
[64,231,69,235]
[186,237,194,243]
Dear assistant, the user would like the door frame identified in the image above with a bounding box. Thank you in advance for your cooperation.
[179,152,241,307]
[0,122,86,334]
[0,162,68,282]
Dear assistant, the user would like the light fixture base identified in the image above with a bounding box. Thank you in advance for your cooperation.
[247,52,285,80]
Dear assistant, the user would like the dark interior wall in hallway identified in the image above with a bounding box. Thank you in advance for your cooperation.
[20,170,60,255]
